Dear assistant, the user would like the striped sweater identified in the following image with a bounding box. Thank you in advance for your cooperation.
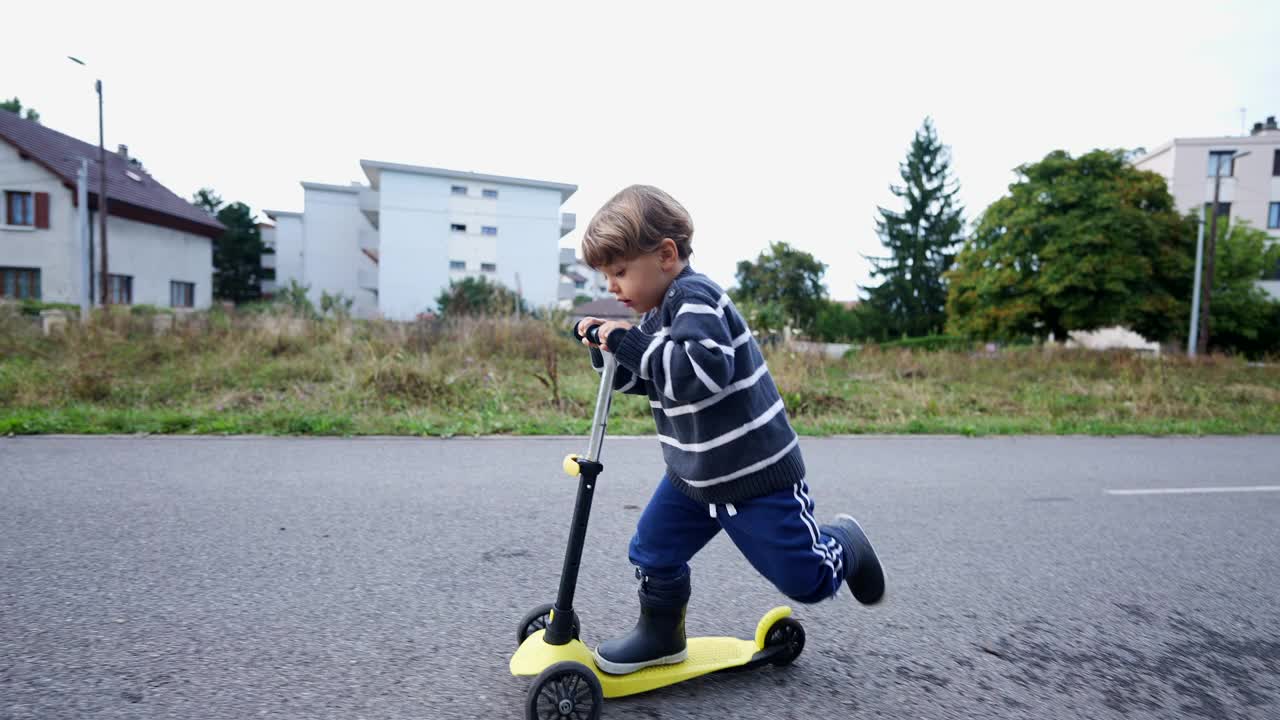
[588,266,805,504]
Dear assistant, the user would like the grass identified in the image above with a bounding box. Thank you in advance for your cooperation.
[2,304,1278,437]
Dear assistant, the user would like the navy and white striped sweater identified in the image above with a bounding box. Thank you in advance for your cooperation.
[588,266,805,504]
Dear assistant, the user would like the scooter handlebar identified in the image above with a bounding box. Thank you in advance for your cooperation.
[581,323,627,352]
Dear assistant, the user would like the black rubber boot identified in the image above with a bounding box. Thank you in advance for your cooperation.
[593,570,690,675]
[822,514,886,605]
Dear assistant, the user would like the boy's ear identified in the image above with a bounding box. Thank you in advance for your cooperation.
[659,238,680,269]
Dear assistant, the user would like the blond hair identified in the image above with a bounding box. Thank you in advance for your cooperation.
[581,185,694,268]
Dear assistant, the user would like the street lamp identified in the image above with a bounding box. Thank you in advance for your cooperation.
[68,56,110,306]
[1189,149,1250,356]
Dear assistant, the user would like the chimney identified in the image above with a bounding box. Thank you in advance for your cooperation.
[1252,122,1264,136]
[1267,116,1278,130]
[117,144,129,162]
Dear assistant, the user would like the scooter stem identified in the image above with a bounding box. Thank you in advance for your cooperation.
[585,352,616,462]
[545,344,617,645]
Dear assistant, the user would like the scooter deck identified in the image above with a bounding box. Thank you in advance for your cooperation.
[510,606,792,699]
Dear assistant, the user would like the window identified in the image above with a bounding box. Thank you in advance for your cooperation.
[481,263,497,273]
[108,274,132,305]
[450,223,467,233]
[451,185,467,196]
[449,260,466,270]
[574,279,586,289]
[5,191,33,226]
[1269,203,1280,230]
[0,267,40,299]
[481,226,498,236]
[482,189,499,199]
[1203,202,1232,222]
[170,281,195,308]
[1273,149,1280,177]
[1208,150,1235,178]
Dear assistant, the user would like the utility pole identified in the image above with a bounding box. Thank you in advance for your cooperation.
[96,79,110,306]
[77,160,91,321]
[1187,213,1205,356]
[69,57,110,306]
[1196,150,1250,356]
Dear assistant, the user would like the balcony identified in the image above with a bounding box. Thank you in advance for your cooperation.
[358,228,376,258]
[560,212,576,238]
[359,187,380,229]
[358,267,378,291]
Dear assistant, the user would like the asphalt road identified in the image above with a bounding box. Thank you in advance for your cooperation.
[2,435,1278,720]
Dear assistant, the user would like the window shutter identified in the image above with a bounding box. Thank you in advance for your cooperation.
[35,193,50,229]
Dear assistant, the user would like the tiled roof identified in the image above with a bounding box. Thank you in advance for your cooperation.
[572,297,636,319]
[0,111,223,237]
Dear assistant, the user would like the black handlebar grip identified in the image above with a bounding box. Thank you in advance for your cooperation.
[582,324,627,351]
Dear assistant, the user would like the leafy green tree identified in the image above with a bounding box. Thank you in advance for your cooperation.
[732,242,828,334]
[193,187,267,303]
[1,97,39,123]
[1198,219,1280,357]
[946,149,1193,342]
[864,118,964,337]
[436,276,525,316]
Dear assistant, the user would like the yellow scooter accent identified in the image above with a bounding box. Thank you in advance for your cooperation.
[510,606,796,698]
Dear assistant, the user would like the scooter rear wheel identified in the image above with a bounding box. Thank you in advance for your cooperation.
[517,603,580,645]
[526,661,602,720]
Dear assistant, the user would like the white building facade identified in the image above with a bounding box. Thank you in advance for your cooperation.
[1132,117,1280,298]
[266,161,575,320]
[1,113,221,308]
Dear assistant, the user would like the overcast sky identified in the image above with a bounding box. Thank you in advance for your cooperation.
[7,0,1278,299]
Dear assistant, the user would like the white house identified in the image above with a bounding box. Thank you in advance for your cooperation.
[266,161,576,320]
[1131,116,1280,299]
[0,111,222,308]
[558,247,609,308]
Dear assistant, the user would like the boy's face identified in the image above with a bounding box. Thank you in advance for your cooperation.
[599,241,683,314]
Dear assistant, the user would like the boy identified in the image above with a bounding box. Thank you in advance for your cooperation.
[574,185,885,675]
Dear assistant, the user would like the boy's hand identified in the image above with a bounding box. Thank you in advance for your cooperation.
[577,317,632,351]
[576,317,603,343]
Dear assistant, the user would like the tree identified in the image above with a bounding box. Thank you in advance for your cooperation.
[945,149,1194,342]
[1,97,40,123]
[193,187,266,303]
[436,276,525,316]
[732,241,827,334]
[864,118,964,337]
[1196,219,1280,357]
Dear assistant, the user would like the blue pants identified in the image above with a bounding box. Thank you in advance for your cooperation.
[628,475,847,604]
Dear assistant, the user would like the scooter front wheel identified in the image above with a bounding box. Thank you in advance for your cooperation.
[526,661,602,720]
[764,617,806,666]
[517,603,580,645]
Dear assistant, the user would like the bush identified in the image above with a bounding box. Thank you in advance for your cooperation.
[436,276,525,316]
[15,299,80,317]
[874,334,974,352]
[810,301,861,342]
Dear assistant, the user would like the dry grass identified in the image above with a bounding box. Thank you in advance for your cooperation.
[2,304,1277,436]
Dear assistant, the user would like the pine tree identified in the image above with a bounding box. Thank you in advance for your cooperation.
[864,118,964,338]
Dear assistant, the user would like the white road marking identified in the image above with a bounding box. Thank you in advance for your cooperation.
[1105,485,1280,496]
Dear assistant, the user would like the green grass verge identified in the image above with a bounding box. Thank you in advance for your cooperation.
[2,308,1278,437]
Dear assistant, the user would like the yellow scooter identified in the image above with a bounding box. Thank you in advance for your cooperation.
[509,325,806,719]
